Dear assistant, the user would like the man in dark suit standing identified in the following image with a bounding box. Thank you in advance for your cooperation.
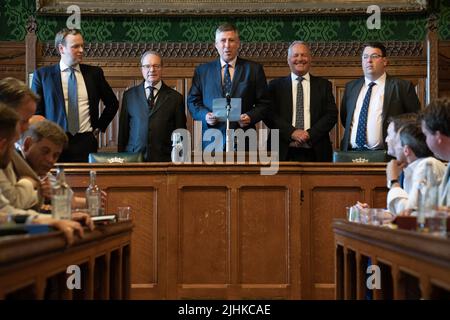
[265,41,338,161]
[118,50,186,162]
[32,28,118,162]
[340,42,420,152]
[187,23,270,150]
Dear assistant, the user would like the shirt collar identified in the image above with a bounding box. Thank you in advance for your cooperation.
[291,72,310,82]
[145,81,162,91]
[220,57,237,69]
[365,72,386,87]
[60,60,80,72]
[405,157,423,175]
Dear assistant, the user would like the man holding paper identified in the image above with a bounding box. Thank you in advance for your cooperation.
[187,23,271,150]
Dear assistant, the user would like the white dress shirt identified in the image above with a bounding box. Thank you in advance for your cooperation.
[59,61,92,133]
[439,164,450,207]
[386,157,447,214]
[350,73,386,150]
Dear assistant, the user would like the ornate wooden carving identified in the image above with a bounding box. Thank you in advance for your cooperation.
[40,41,424,59]
[25,15,37,84]
[426,10,439,103]
[36,0,427,16]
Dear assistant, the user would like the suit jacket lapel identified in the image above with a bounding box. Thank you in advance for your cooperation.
[282,77,293,124]
[231,58,243,96]
[347,78,364,128]
[383,74,393,120]
[135,81,150,119]
[137,81,148,109]
[211,59,223,98]
[51,64,66,115]
[150,82,169,117]
[309,75,318,123]
[80,64,96,115]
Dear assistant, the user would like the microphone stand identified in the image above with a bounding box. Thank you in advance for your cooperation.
[225,93,232,152]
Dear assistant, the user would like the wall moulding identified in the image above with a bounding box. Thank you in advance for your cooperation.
[36,0,427,16]
[39,41,424,59]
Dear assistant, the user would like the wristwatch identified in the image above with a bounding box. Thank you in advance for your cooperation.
[388,179,399,189]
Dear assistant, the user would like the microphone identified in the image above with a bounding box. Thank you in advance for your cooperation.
[225,92,231,105]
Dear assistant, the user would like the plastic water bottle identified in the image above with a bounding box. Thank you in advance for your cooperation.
[171,132,184,163]
[86,170,101,216]
[417,162,438,231]
[52,167,72,220]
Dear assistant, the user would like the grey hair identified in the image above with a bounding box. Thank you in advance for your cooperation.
[140,50,163,66]
[287,41,310,57]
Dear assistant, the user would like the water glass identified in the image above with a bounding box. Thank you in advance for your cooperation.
[117,206,131,221]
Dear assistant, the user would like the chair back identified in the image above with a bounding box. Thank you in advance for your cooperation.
[333,150,387,163]
[88,152,143,163]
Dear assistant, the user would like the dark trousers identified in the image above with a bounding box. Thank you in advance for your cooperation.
[287,147,315,162]
[59,132,98,163]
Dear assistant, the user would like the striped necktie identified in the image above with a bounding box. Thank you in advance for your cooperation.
[147,86,155,109]
[295,76,304,129]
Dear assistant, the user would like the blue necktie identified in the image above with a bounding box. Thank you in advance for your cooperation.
[355,82,376,150]
[399,171,405,188]
[223,63,232,96]
[67,67,79,136]
[295,76,304,129]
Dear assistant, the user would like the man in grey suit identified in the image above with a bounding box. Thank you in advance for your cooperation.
[340,42,420,151]
[118,50,186,162]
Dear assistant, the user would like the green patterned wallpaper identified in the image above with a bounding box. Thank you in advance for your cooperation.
[1,0,449,42]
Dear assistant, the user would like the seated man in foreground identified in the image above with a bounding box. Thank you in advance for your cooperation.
[0,104,93,245]
[21,119,106,210]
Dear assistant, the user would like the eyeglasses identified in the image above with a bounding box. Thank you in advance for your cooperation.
[362,54,384,60]
[141,64,161,70]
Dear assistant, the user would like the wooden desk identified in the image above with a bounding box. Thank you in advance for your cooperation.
[0,222,132,299]
[60,162,388,299]
[333,219,450,299]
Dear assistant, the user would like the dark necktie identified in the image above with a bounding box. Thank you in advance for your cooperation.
[147,86,155,109]
[295,76,304,129]
[399,171,405,188]
[223,63,232,96]
[355,82,376,150]
[67,67,79,136]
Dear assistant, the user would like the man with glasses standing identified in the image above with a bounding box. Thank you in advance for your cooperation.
[340,42,420,152]
[118,50,186,162]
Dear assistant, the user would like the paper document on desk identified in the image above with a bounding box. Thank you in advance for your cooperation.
[212,98,242,122]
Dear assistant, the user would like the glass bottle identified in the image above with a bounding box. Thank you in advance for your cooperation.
[417,162,438,231]
[52,167,72,220]
[86,170,101,216]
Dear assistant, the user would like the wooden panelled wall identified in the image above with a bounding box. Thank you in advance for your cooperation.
[19,40,430,152]
[5,39,450,149]
[62,163,389,300]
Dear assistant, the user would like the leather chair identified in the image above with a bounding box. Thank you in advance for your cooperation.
[333,150,387,163]
[88,152,143,163]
